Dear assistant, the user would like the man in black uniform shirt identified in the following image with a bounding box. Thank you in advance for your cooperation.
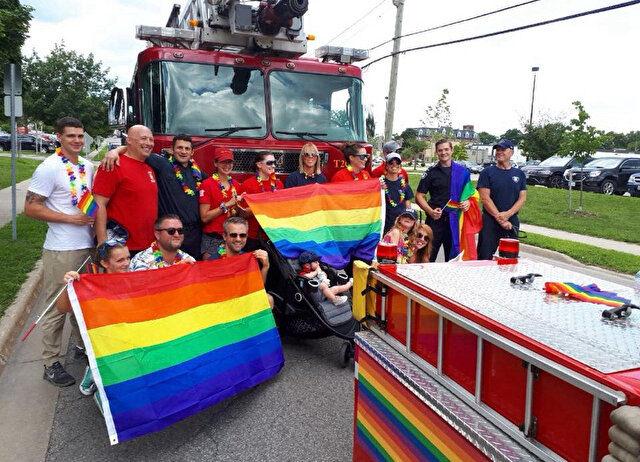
[415,139,469,262]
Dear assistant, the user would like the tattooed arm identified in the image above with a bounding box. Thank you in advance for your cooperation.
[24,191,94,225]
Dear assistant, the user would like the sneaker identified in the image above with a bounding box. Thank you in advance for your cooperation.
[93,391,104,416]
[79,365,96,396]
[333,295,348,306]
[43,361,76,387]
[73,344,86,360]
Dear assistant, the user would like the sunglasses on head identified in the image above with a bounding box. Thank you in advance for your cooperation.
[303,152,318,158]
[227,232,247,239]
[156,227,184,236]
[97,236,126,260]
[263,160,276,166]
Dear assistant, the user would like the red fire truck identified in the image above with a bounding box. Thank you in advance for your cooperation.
[108,0,370,179]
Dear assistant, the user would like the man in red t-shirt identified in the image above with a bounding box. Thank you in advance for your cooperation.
[93,125,158,253]
[371,140,409,182]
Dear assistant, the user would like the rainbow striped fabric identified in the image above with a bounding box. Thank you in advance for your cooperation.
[544,282,630,307]
[244,180,383,269]
[68,255,284,444]
[77,190,98,218]
[355,349,486,461]
[447,162,482,260]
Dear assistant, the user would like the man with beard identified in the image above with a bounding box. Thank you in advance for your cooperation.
[130,214,195,270]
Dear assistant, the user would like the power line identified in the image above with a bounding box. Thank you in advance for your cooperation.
[326,0,387,45]
[362,0,640,70]
[368,0,540,52]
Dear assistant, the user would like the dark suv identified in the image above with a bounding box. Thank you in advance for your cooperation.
[523,155,591,188]
[564,156,640,195]
[0,134,56,153]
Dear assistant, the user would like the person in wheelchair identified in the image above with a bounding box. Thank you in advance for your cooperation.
[298,251,353,306]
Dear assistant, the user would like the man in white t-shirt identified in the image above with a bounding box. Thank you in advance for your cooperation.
[25,117,95,387]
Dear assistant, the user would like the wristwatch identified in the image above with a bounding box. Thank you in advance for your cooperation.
[220,202,228,214]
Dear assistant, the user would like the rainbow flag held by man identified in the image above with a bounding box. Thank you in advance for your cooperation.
[544,282,630,307]
[77,190,98,218]
[447,162,482,260]
[245,180,383,269]
[68,254,284,444]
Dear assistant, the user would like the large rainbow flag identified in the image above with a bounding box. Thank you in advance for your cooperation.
[544,282,630,307]
[447,162,482,260]
[244,180,383,269]
[68,254,284,444]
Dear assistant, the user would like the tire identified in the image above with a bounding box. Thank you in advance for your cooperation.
[600,179,616,195]
[548,175,563,189]
[339,342,352,368]
[277,314,329,339]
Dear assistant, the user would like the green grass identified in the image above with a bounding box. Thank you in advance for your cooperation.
[0,215,47,318]
[92,145,108,162]
[0,157,42,189]
[524,232,640,275]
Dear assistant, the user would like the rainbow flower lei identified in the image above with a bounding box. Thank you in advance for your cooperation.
[57,148,88,206]
[256,174,277,192]
[346,164,369,181]
[151,241,183,267]
[217,243,228,259]
[380,175,407,207]
[169,155,202,196]
[212,172,237,200]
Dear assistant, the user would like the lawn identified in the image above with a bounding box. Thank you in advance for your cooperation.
[0,215,47,318]
[92,145,108,162]
[0,157,42,189]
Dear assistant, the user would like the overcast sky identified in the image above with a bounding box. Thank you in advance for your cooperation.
[22,0,640,136]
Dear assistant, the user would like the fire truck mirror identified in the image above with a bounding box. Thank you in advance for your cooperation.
[231,68,251,95]
[108,87,126,128]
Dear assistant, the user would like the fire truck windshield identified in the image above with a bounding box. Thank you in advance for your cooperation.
[269,71,365,142]
[141,61,267,138]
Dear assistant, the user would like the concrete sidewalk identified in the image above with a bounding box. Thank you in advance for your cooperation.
[520,223,640,255]
[0,179,31,227]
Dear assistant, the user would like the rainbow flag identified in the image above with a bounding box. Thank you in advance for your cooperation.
[244,180,383,269]
[448,162,482,260]
[544,282,630,308]
[355,348,487,461]
[77,190,98,218]
[68,255,284,444]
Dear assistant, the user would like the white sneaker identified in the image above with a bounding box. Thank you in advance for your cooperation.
[333,295,348,306]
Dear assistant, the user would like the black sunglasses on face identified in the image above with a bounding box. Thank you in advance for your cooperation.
[263,160,276,166]
[387,159,401,166]
[303,152,318,158]
[356,154,369,161]
[156,227,184,236]
[227,232,247,239]
[416,233,429,240]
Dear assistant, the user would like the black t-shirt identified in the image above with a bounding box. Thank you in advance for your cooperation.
[417,164,451,209]
[477,166,527,219]
[146,154,208,226]
[284,171,327,188]
[382,177,414,232]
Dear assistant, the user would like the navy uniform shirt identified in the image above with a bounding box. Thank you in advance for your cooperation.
[284,171,327,188]
[382,177,414,233]
[477,166,527,223]
[417,164,451,209]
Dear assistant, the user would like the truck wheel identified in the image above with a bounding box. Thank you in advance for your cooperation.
[600,180,615,195]
[548,175,563,188]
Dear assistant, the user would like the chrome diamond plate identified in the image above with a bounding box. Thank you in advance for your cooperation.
[395,259,640,374]
[356,332,539,462]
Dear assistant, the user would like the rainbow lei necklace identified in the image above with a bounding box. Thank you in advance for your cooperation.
[256,174,277,192]
[217,243,228,259]
[380,175,406,207]
[151,241,183,267]
[346,164,369,181]
[169,156,202,196]
[57,148,88,206]
[212,173,237,200]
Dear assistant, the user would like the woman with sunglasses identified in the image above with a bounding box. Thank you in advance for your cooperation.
[381,209,417,264]
[380,152,414,234]
[408,223,434,264]
[238,152,284,248]
[199,149,245,260]
[284,142,327,188]
[331,142,371,182]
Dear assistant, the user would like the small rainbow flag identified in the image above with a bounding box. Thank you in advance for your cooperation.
[443,199,463,210]
[77,190,98,218]
[544,282,630,307]
[355,348,487,461]
[68,254,284,444]
[244,180,383,269]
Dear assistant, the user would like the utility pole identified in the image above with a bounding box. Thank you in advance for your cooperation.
[383,0,405,142]
[528,66,539,127]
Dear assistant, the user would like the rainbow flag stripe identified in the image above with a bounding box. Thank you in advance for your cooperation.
[68,254,284,444]
[447,162,482,261]
[245,180,383,269]
[544,282,630,308]
[77,190,98,218]
[355,349,486,462]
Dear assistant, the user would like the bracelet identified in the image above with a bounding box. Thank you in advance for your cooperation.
[220,202,228,214]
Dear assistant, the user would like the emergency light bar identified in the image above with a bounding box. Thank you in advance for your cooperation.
[315,46,369,64]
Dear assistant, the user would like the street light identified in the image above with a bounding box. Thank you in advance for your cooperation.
[528,66,540,127]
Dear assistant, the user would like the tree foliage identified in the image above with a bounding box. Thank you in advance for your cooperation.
[0,0,33,66]
[22,42,116,135]
[421,88,451,130]
[477,131,497,145]
[499,128,524,145]
[520,122,566,161]
[452,143,468,161]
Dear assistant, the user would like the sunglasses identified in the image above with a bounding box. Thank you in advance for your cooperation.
[416,233,430,240]
[156,227,184,236]
[356,154,369,161]
[263,160,276,166]
[303,152,318,158]
[227,232,247,239]
[97,236,126,260]
[387,159,402,166]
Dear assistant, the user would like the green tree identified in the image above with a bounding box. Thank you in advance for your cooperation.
[0,0,33,66]
[22,42,116,135]
[399,128,417,145]
[560,101,611,210]
[477,131,497,145]
[520,122,566,161]
[499,128,524,145]
[452,143,468,161]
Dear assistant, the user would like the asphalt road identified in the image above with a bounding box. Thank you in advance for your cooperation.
[45,334,354,462]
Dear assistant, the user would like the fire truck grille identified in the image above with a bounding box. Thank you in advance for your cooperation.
[231,149,328,174]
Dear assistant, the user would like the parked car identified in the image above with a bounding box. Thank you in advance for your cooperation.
[0,134,56,153]
[564,157,640,195]
[627,172,640,197]
[524,155,591,188]
[458,160,483,173]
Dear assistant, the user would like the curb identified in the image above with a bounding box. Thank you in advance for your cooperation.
[0,260,43,371]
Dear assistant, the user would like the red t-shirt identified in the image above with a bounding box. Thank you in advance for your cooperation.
[92,155,158,251]
[330,168,371,182]
[239,176,284,239]
[371,163,409,182]
[198,176,241,234]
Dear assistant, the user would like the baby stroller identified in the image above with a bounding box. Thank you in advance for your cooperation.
[263,240,359,367]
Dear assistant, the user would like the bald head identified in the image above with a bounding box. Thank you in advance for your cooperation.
[126,125,154,160]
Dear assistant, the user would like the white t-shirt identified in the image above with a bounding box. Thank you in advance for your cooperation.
[28,153,95,251]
